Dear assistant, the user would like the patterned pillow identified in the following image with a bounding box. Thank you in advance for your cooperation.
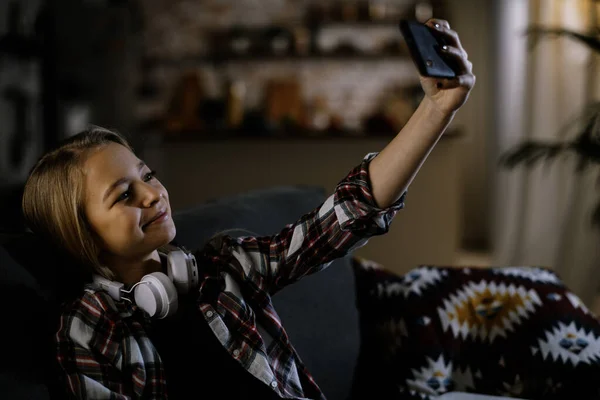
[350,257,600,400]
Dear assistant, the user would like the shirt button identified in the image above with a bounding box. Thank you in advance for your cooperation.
[270,381,278,388]
[233,349,240,357]
[206,311,214,318]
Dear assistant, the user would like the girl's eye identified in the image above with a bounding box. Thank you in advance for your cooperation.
[144,170,157,182]
[116,190,131,203]
[145,170,157,181]
[114,171,157,204]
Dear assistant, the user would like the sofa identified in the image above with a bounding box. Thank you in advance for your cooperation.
[2,184,591,400]
[0,185,361,400]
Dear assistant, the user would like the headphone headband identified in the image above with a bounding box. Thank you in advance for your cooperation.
[93,275,125,301]
[92,243,198,318]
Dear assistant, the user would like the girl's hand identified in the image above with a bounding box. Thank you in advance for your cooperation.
[419,19,476,116]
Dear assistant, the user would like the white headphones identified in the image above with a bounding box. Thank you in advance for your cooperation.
[92,243,199,319]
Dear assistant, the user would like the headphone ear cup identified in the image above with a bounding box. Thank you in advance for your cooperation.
[134,272,178,319]
[166,250,198,294]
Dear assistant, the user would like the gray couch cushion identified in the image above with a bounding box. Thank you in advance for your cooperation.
[172,185,360,400]
[172,185,327,247]
[272,259,359,400]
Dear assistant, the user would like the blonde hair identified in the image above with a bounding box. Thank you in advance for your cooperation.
[22,126,133,280]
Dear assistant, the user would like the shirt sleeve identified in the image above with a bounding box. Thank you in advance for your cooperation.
[205,152,406,295]
[55,292,140,399]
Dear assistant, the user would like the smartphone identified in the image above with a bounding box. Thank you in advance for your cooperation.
[399,20,457,79]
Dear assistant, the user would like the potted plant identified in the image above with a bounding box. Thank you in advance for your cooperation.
[500,22,600,227]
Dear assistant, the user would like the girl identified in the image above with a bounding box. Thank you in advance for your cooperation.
[22,19,474,400]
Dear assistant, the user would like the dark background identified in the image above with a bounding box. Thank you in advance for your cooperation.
[0,0,496,274]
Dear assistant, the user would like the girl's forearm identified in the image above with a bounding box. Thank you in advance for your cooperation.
[367,97,456,209]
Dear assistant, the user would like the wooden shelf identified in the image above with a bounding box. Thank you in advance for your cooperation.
[307,20,403,28]
[143,17,413,67]
[146,53,409,67]
[140,127,463,143]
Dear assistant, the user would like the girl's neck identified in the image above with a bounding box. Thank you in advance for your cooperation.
[105,250,164,285]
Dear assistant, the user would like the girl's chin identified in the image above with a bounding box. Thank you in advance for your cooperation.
[142,218,175,233]
[145,225,177,245]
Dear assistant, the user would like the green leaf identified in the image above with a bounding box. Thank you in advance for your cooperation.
[593,200,600,229]
[569,112,600,168]
[499,142,568,169]
[525,27,600,54]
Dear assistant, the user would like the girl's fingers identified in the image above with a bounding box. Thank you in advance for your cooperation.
[423,19,476,89]
[435,26,463,50]
[426,18,450,30]
[440,45,472,74]
[425,19,466,56]
[437,74,476,90]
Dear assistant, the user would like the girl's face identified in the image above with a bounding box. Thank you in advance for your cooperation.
[83,142,176,262]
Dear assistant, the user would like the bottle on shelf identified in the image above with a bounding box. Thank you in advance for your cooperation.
[264,78,305,135]
[226,79,246,129]
[293,27,311,56]
[164,71,205,134]
[367,1,388,22]
[306,95,330,135]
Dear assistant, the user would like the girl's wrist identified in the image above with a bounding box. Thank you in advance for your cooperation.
[420,96,456,124]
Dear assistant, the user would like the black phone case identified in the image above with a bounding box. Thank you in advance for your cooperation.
[399,20,457,79]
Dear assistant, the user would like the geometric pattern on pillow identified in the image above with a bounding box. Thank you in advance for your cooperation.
[351,257,600,400]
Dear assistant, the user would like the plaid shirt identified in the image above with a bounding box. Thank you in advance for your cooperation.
[55,153,406,399]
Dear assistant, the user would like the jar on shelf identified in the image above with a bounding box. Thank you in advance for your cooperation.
[368,1,388,21]
[263,26,294,56]
[228,26,252,55]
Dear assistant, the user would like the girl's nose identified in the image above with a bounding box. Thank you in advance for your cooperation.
[141,183,163,208]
